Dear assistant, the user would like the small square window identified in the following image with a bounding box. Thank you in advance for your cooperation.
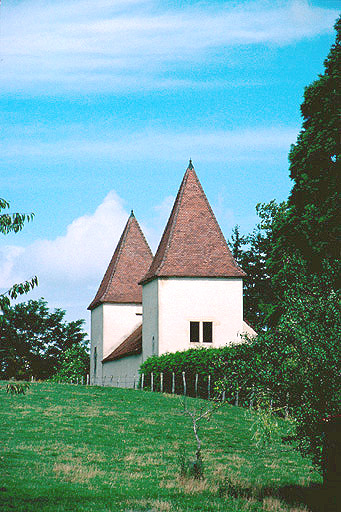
[190,321,200,342]
[203,322,213,343]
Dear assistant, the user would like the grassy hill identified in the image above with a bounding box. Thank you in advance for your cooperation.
[0,383,323,512]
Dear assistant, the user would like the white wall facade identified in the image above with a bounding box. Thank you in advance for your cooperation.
[142,277,244,359]
[102,353,142,388]
[90,305,103,385]
[141,279,159,361]
[90,302,142,385]
[242,320,257,338]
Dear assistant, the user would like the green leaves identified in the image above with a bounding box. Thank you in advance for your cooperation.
[278,16,340,273]
[52,344,90,383]
[0,197,35,235]
[0,198,38,317]
[0,298,89,380]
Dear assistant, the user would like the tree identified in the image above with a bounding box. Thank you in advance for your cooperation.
[0,298,89,380]
[180,395,224,479]
[0,198,38,316]
[253,259,340,472]
[52,344,90,383]
[271,16,340,279]
[228,201,288,330]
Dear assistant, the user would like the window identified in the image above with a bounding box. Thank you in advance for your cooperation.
[203,322,213,343]
[190,321,200,342]
[190,321,213,343]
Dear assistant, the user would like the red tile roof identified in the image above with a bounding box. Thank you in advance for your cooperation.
[88,213,153,310]
[102,324,142,362]
[140,162,245,284]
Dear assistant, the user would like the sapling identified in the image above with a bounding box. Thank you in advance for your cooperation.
[180,394,224,479]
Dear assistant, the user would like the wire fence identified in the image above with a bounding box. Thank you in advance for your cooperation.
[78,371,292,417]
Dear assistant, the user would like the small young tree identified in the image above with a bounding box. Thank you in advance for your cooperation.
[180,395,224,479]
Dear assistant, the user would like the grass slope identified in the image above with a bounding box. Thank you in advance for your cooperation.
[0,383,322,512]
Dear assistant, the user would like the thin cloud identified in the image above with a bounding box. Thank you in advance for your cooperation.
[1,0,337,92]
[0,126,299,161]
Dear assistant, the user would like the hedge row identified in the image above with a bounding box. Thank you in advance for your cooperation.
[139,340,295,411]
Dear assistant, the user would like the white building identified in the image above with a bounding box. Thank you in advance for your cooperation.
[88,162,256,386]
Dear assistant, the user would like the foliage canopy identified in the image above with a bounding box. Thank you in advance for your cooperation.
[0,298,89,380]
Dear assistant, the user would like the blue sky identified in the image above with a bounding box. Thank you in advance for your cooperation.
[1,0,339,334]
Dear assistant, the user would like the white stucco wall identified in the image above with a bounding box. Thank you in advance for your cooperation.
[102,353,142,388]
[141,279,159,361]
[152,277,243,356]
[90,302,142,385]
[90,305,103,385]
[102,303,142,358]
[242,320,258,338]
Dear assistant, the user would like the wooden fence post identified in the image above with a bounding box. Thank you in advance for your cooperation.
[151,372,154,392]
[160,372,163,393]
[208,375,211,400]
[141,373,145,390]
[172,372,175,394]
[195,373,199,397]
[182,372,186,395]
[133,375,136,390]
[86,374,89,385]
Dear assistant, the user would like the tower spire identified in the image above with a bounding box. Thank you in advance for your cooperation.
[140,164,245,284]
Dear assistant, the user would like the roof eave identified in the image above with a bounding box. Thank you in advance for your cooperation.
[140,271,246,285]
[88,299,143,311]
[102,347,142,362]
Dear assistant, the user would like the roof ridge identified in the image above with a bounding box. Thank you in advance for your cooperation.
[192,170,244,274]
[102,215,132,302]
[134,215,153,260]
[157,168,189,275]
[139,162,245,283]
[88,212,153,309]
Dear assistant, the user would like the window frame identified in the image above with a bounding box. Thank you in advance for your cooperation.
[203,321,213,343]
[189,321,213,344]
[190,321,200,343]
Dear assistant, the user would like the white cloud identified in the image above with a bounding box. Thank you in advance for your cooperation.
[0,245,25,288]
[0,191,130,329]
[1,0,337,92]
[27,191,128,282]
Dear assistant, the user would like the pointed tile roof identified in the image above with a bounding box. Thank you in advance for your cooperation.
[140,162,245,284]
[88,212,153,310]
[102,324,142,362]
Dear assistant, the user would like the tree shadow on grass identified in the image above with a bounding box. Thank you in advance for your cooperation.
[218,479,338,512]
[0,485,116,512]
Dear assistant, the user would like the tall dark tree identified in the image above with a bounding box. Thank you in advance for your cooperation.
[272,17,340,280]
[0,298,89,380]
[229,201,288,331]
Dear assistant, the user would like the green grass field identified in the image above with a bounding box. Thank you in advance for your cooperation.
[0,383,324,512]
